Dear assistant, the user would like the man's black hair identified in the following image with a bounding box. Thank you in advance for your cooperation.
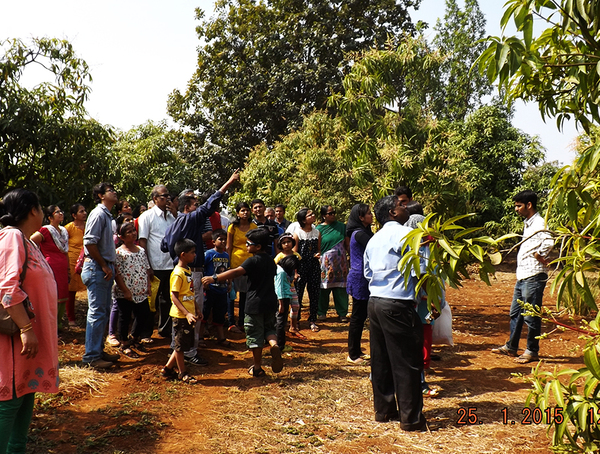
[513,190,538,210]
[174,238,196,256]
[251,198,265,207]
[178,194,197,213]
[374,196,399,225]
[245,228,270,250]
[394,186,412,199]
[92,182,115,204]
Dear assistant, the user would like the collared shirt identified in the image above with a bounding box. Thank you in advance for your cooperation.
[516,212,553,280]
[84,204,116,263]
[276,218,291,230]
[363,221,416,300]
[138,205,175,270]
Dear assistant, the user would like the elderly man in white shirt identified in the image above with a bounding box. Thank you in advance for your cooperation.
[138,185,176,338]
[492,190,553,363]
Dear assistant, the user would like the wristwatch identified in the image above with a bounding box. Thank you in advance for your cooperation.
[212,273,218,283]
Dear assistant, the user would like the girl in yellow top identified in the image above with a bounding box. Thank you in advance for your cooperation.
[226,202,257,332]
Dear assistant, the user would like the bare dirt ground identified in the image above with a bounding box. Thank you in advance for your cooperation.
[28,259,586,454]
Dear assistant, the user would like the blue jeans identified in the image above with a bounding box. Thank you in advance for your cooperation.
[506,273,547,355]
[82,260,115,363]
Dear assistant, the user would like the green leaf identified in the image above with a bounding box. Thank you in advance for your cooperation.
[438,238,460,259]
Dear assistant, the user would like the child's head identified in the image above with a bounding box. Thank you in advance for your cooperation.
[277,232,296,251]
[174,238,196,264]
[212,229,227,250]
[278,255,299,276]
[245,228,269,253]
[118,222,137,243]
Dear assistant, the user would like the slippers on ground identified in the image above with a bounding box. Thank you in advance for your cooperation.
[422,388,439,397]
[310,323,320,333]
[491,345,518,357]
[290,330,307,340]
[270,345,284,373]
[120,347,140,359]
[178,371,198,384]
[216,339,231,347]
[515,353,539,364]
[248,365,266,377]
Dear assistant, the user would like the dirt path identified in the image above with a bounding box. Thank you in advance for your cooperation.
[30,267,584,453]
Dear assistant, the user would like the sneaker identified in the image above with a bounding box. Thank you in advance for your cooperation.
[101,351,120,362]
[317,314,327,321]
[85,359,114,369]
[107,334,120,347]
[347,356,370,365]
[184,354,209,366]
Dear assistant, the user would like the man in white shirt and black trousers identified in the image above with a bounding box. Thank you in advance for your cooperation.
[492,190,553,364]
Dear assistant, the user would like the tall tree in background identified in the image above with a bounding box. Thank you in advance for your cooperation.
[0,38,113,206]
[431,0,492,120]
[168,0,421,173]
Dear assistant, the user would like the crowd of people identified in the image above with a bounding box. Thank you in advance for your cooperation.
[0,178,553,447]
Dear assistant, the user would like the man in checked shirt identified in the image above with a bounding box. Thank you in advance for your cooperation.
[492,190,554,364]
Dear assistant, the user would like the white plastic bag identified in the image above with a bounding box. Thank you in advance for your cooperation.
[432,303,453,346]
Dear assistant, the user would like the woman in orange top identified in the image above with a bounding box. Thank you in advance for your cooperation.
[0,189,59,453]
[64,203,87,327]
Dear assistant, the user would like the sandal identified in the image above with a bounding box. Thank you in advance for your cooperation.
[248,365,266,377]
[161,366,177,379]
[178,371,198,384]
[228,325,243,334]
[216,339,231,347]
[310,323,320,333]
[270,345,283,373]
[120,347,140,359]
[290,329,307,340]
[491,345,518,357]
[422,388,439,397]
[515,353,539,364]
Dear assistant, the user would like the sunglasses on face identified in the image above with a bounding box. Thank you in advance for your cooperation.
[246,241,257,247]
[326,211,336,215]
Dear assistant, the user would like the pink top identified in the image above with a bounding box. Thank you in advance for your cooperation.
[0,228,59,400]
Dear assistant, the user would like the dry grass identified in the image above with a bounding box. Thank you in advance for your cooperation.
[59,364,108,395]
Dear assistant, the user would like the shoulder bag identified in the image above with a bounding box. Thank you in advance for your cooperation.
[0,230,36,336]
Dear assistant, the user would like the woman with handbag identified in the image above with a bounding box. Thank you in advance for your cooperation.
[64,203,87,327]
[31,206,70,331]
[0,189,59,454]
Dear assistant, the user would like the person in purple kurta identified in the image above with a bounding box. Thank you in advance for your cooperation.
[345,203,374,365]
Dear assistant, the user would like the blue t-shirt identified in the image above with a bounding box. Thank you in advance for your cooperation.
[204,249,229,293]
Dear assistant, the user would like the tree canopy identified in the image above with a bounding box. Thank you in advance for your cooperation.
[0,38,114,206]
[168,0,421,170]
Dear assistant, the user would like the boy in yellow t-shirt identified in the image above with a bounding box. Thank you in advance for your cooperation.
[161,239,201,384]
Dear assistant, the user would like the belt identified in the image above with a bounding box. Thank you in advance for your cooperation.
[370,296,414,305]
[190,267,204,272]
[84,257,114,265]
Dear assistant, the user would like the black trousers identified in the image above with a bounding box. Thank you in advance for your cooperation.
[276,298,291,349]
[368,297,424,429]
[154,269,173,338]
[347,297,369,360]
[116,298,152,343]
